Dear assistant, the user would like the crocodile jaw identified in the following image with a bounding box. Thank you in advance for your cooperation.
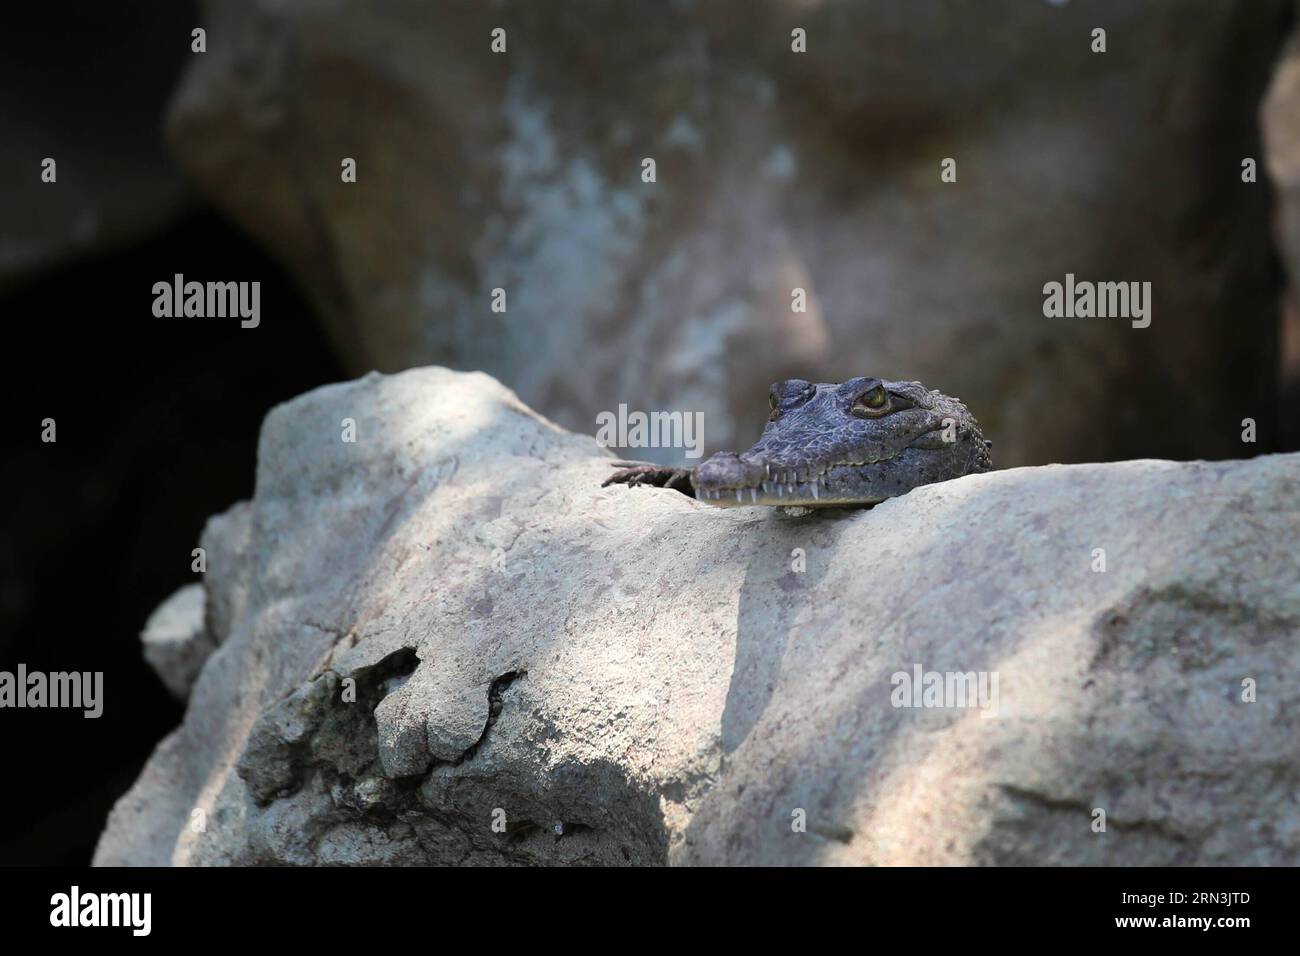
[691,447,929,508]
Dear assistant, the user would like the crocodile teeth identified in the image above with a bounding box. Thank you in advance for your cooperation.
[811,483,820,500]
[695,489,702,500]
[750,488,757,503]
[776,485,784,497]
[736,489,744,503]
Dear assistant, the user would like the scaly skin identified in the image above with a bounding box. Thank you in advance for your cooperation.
[603,377,992,508]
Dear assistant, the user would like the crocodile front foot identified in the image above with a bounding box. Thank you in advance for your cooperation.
[602,461,694,495]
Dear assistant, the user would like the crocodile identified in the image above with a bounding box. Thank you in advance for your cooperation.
[603,377,991,508]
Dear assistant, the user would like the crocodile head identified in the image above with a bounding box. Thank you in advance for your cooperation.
[691,377,992,508]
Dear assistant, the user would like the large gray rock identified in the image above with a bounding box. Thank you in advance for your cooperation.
[165,0,1291,466]
[96,367,1300,865]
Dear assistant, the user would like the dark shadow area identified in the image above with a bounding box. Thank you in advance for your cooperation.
[0,208,345,864]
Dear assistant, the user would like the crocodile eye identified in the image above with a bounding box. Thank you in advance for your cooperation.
[768,393,781,422]
[852,384,889,417]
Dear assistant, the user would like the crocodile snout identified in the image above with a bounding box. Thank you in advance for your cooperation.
[691,452,766,495]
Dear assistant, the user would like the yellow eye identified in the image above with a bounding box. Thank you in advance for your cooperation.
[851,385,890,417]
[769,394,778,410]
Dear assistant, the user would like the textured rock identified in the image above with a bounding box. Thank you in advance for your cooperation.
[141,583,212,701]
[166,0,1290,466]
[97,367,1300,866]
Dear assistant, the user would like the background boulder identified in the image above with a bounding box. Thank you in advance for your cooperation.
[163,0,1292,466]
